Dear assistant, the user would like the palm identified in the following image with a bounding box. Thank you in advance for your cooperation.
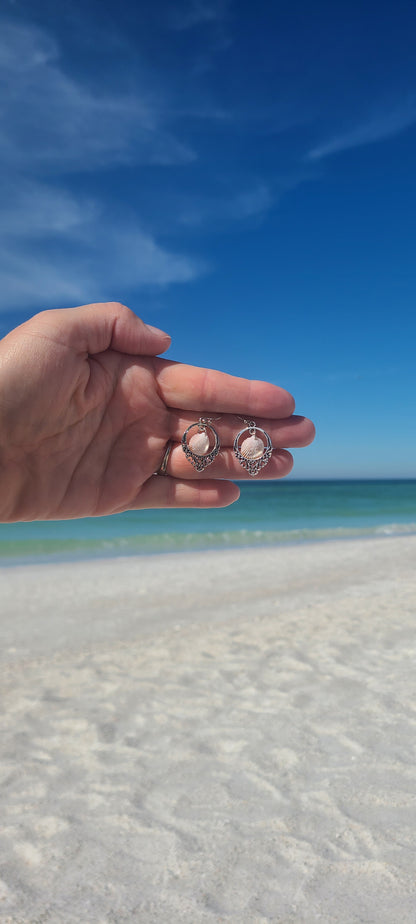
[2,331,171,519]
[53,351,171,517]
[70,352,171,515]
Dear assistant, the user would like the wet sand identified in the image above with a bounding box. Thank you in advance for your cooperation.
[1,536,416,923]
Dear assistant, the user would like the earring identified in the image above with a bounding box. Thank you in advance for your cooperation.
[182,417,221,471]
[233,419,273,476]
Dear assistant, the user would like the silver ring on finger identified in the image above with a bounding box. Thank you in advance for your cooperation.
[155,440,173,476]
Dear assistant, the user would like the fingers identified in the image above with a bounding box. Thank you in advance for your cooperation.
[131,477,241,509]
[156,404,313,483]
[32,303,171,357]
[154,359,295,419]
[164,445,294,481]
[168,412,315,449]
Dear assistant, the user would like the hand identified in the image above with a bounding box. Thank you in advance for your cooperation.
[0,302,315,521]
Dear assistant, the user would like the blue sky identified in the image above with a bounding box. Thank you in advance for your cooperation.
[1,0,415,478]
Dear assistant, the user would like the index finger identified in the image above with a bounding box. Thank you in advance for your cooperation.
[154,358,295,419]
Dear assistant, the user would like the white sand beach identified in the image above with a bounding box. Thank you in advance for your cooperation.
[1,535,416,923]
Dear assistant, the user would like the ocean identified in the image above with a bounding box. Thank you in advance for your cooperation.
[0,480,415,566]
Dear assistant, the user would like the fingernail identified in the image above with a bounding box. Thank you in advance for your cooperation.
[146,324,171,341]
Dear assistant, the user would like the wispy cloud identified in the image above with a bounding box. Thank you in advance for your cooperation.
[0,13,297,314]
[168,0,229,31]
[0,178,204,311]
[307,100,416,161]
[1,178,99,237]
[0,21,195,171]
[0,234,205,311]
[0,19,206,312]
[174,171,310,231]
[178,182,274,228]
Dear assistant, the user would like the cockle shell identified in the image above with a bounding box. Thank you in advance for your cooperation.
[188,431,211,455]
[240,435,264,460]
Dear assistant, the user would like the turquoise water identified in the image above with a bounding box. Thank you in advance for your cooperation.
[0,480,415,565]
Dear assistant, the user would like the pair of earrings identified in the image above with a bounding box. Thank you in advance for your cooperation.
[182,417,273,477]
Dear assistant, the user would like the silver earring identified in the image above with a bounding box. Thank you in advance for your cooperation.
[234,419,273,476]
[182,417,221,471]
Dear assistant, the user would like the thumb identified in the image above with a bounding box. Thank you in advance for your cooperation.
[38,302,172,356]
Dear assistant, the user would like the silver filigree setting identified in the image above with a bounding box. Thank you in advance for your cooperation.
[182,419,220,471]
[233,421,273,476]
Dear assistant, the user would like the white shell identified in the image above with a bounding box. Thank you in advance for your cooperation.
[188,431,211,455]
[240,435,264,460]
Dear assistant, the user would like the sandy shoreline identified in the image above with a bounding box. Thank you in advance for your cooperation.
[1,536,416,922]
